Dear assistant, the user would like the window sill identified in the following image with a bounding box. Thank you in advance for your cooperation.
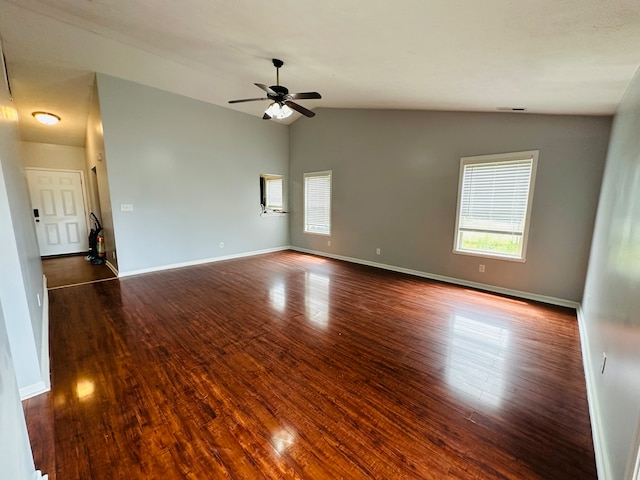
[452,249,526,263]
[261,211,287,217]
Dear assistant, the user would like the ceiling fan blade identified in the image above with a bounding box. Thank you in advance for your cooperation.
[289,92,322,100]
[255,83,276,94]
[285,101,315,118]
[228,97,268,104]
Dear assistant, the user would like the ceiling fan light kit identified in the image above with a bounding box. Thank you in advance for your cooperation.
[229,58,321,120]
[264,102,293,120]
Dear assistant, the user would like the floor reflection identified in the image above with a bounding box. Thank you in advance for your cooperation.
[446,313,510,407]
[269,281,286,312]
[305,272,330,327]
[271,428,295,455]
[75,378,96,402]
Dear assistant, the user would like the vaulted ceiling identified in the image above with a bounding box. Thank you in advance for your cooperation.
[1,0,640,146]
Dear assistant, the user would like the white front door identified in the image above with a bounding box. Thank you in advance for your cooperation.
[26,169,89,256]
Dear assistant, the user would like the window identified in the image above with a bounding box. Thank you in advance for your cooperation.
[260,174,283,213]
[453,150,538,261]
[304,171,331,235]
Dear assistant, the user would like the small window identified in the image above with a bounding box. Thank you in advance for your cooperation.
[304,171,331,235]
[260,174,283,213]
[453,150,538,261]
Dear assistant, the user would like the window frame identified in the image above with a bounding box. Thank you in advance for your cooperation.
[303,170,332,236]
[452,150,538,262]
[260,173,284,214]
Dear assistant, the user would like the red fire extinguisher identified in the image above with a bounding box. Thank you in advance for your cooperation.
[96,233,106,258]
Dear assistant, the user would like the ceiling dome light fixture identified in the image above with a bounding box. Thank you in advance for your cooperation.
[264,102,293,120]
[32,111,61,125]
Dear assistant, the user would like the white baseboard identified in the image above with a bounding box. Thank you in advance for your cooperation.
[576,306,610,480]
[118,246,290,278]
[39,275,50,392]
[290,247,579,309]
[20,380,48,400]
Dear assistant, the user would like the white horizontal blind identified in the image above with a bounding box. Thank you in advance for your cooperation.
[265,177,283,209]
[459,159,533,235]
[304,171,331,235]
[454,151,537,260]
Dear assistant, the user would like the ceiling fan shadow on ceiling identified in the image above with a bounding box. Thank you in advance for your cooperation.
[229,58,321,120]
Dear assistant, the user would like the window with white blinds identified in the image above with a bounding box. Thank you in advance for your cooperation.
[265,177,283,209]
[453,151,538,260]
[304,171,332,235]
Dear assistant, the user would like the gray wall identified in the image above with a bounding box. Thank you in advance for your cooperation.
[96,74,289,274]
[86,79,118,270]
[0,157,42,389]
[0,39,39,479]
[0,53,45,392]
[0,303,35,479]
[582,65,640,479]
[290,108,611,303]
[21,141,86,171]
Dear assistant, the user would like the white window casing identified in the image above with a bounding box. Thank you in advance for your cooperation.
[453,150,538,261]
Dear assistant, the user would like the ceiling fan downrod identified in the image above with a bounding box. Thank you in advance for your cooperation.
[272,58,283,86]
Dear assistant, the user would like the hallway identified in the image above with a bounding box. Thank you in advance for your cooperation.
[42,255,117,289]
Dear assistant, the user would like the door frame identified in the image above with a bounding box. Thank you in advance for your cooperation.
[25,167,91,254]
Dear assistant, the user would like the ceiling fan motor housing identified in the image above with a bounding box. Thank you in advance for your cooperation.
[269,85,289,97]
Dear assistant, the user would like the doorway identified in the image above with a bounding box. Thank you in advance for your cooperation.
[26,168,89,257]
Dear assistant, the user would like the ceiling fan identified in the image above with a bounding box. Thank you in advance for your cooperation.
[229,58,321,120]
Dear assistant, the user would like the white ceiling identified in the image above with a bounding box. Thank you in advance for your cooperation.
[1,0,640,147]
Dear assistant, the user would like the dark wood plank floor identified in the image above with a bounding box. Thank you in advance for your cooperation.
[42,254,116,289]
[22,391,56,480]
[25,251,597,479]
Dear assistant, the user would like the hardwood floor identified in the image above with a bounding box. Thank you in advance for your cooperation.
[22,391,56,480]
[25,251,597,479]
[42,254,116,289]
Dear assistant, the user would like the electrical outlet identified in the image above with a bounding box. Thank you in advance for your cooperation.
[327,240,331,246]
[479,264,485,273]
[601,353,607,374]
[376,248,381,255]
[120,204,134,212]
[219,242,224,248]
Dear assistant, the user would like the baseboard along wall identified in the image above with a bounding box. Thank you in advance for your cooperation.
[290,247,579,309]
[20,275,51,401]
[118,246,290,278]
[576,306,611,480]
